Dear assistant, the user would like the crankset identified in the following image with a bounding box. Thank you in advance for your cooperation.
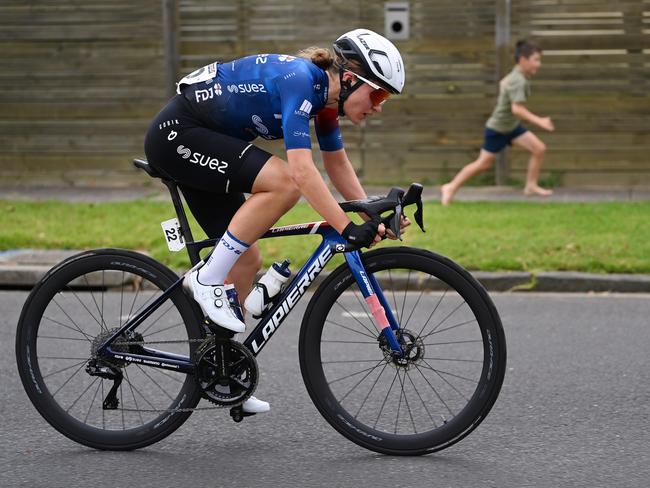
[194,337,258,409]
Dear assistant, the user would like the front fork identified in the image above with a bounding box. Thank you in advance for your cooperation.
[344,251,403,356]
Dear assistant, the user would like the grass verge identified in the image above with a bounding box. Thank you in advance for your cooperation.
[1,199,648,274]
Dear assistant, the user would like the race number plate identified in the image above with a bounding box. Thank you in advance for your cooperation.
[176,62,218,94]
[161,218,185,252]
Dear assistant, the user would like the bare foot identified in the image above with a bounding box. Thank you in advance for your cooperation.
[441,183,455,206]
[523,185,553,197]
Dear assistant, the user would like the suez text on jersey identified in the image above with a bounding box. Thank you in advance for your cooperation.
[250,245,332,354]
[176,145,228,173]
[227,83,267,94]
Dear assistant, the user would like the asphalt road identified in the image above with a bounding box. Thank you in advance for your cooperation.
[2,291,649,488]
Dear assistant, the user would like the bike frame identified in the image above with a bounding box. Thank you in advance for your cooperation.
[97,221,403,375]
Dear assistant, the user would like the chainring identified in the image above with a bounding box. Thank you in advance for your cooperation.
[195,338,258,407]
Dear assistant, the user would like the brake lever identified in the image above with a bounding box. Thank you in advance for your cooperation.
[414,199,425,232]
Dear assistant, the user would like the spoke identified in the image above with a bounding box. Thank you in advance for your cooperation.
[414,364,454,417]
[152,367,186,384]
[324,319,376,340]
[321,340,378,344]
[394,369,404,434]
[387,269,400,322]
[139,301,177,336]
[120,382,125,430]
[422,318,478,339]
[423,339,482,346]
[135,364,174,401]
[322,359,385,364]
[143,321,185,339]
[62,286,104,332]
[84,378,103,424]
[66,377,99,414]
[119,271,125,328]
[335,360,386,404]
[373,368,399,430]
[417,288,448,337]
[396,369,417,435]
[416,363,479,383]
[399,269,412,326]
[405,369,438,428]
[402,274,433,330]
[42,359,88,379]
[125,282,143,331]
[38,335,89,342]
[51,361,87,398]
[333,299,377,338]
[423,298,468,338]
[354,362,389,419]
[423,357,482,363]
[327,361,385,385]
[48,299,95,342]
[39,356,89,360]
[101,270,105,328]
[123,369,145,425]
[125,289,164,333]
[423,359,470,402]
[82,275,107,332]
[101,379,106,429]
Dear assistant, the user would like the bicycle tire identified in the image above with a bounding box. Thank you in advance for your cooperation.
[16,249,204,450]
[299,247,506,455]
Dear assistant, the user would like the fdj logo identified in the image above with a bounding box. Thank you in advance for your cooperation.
[195,84,222,102]
[256,54,269,64]
[227,83,266,94]
[176,145,229,174]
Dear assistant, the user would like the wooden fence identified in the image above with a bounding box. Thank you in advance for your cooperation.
[0,0,648,187]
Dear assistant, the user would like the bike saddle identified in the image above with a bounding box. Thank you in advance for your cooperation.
[133,158,163,179]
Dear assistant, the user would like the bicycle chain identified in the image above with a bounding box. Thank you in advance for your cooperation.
[103,337,234,413]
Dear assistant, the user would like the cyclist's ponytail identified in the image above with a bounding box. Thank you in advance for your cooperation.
[296,46,335,71]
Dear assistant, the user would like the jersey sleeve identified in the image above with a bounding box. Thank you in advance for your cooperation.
[275,69,316,151]
[315,108,344,152]
[506,76,528,104]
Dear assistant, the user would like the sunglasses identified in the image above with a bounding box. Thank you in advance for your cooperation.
[346,71,391,106]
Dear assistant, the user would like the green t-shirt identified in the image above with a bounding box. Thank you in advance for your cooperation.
[486,67,531,133]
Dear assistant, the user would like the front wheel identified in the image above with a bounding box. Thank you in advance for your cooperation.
[299,247,506,455]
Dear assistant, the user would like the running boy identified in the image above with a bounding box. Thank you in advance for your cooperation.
[441,40,554,205]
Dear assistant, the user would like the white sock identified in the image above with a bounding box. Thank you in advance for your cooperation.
[198,230,250,285]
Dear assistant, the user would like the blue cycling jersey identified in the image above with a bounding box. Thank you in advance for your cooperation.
[178,54,343,152]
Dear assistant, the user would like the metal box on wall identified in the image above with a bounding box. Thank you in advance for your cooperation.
[384,2,409,41]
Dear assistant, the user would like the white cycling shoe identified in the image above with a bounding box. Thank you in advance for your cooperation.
[184,269,246,333]
[242,396,270,413]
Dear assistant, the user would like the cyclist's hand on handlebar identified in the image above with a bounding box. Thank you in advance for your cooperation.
[342,220,385,248]
[385,215,411,240]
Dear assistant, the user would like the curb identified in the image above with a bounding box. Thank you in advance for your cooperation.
[1,249,649,293]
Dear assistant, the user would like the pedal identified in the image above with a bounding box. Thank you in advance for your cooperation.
[229,405,256,423]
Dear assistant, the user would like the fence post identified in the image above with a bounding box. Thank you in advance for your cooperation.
[162,0,180,98]
[495,0,511,186]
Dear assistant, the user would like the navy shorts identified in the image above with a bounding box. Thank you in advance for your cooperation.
[482,124,528,154]
[144,95,272,238]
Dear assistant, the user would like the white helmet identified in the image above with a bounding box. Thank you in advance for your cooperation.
[333,28,405,94]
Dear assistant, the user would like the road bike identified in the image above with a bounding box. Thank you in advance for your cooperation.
[16,158,506,455]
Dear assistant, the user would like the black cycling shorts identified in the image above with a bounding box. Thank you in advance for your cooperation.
[144,95,272,238]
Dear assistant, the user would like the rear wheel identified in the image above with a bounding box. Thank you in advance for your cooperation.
[299,247,506,455]
[16,249,204,450]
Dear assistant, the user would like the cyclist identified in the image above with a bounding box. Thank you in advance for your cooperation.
[441,40,555,205]
[144,29,407,413]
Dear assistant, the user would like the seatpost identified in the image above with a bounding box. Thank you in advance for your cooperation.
[161,179,201,265]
